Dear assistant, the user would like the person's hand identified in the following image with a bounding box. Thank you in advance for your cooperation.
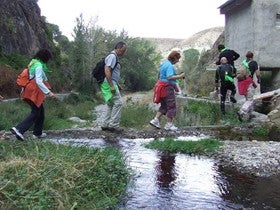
[0,95,3,101]
[257,78,261,84]
[48,92,56,98]
[110,86,116,94]
[180,72,186,79]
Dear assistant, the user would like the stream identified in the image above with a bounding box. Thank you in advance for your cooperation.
[50,136,280,210]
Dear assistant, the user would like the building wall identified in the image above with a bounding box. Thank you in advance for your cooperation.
[225,0,280,69]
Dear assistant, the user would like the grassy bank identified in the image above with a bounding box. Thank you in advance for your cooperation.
[145,138,223,155]
[0,140,130,209]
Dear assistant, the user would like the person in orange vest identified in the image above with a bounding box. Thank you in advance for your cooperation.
[11,49,55,141]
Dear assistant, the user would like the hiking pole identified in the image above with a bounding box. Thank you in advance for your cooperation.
[183,77,187,97]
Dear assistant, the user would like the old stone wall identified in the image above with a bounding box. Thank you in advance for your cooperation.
[225,0,280,69]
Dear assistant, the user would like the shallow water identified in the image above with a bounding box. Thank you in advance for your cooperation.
[50,136,280,210]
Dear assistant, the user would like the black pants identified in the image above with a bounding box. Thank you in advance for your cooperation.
[16,100,45,136]
[220,81,236,112]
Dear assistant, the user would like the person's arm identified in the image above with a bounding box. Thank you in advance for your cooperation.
[232,50,240,61]
[34,67,55,98]
[0,95,3,101]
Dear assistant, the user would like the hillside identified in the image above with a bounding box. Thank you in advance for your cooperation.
[146,27,224,58]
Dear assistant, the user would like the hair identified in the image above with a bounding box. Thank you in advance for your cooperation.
[167,51,181,63]
[33,49,52,63]
[246,51,254,59]
[218,44,225,51]
[220,57,228,63]
[114,41,127,49]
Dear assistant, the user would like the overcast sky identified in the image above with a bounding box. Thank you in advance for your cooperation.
[38,0,226,40]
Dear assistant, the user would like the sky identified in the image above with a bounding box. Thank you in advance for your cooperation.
[38,0,226,40]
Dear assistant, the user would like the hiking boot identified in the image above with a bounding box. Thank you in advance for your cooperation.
[32,133,47,139]
[149,118,160,129]
[107,127,123,134]
[10,127,25,141]
[164,123,178,131]
[230,96,237,103]
[237,112,243,122]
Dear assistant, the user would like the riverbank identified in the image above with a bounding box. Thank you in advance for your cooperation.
[1,126,279,177]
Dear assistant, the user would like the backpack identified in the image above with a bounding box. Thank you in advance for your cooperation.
[91,53,118,84]
[16,61,38,87]
[236,60,251,81]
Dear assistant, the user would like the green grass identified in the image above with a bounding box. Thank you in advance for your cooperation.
[121,102,155,129]
[176,100,242,126]
[145,138,223,155]
[0,140,130,209]
[0,93,97,131]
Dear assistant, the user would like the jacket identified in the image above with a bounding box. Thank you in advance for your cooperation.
[153,80,178,104]
[21,60,51,107]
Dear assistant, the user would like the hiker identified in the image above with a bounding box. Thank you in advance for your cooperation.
[150,50,185,131]
[11,49,55,141]
[215,44,240,76]
[237,51,260,121]
[100,41,127,133]
[215,57,237,114]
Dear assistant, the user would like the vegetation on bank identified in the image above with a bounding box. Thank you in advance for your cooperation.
[0,140,130,209]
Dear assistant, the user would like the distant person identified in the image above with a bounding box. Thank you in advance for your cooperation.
[100,41,127,133]
[11,49,55,141]
[215,44,240,76]
[215,57,237,114]
[150,50,185,131]
[237,51,260,121]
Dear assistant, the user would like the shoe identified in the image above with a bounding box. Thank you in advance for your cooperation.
[237,112,243,122]
[149,118,160,129]
[164,123,178,131]
[230,96,237,103]
[107,127,123,134]
[10,127,25,141]
[32,133,47,139]
[101,126,110,131]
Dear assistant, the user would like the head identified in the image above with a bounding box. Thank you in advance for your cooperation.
[246,51,254,59]
[114,41,127,57]
[220,57,228,64]
[33,49,52,63]
[218,44,225,52]
[167,50,181,64]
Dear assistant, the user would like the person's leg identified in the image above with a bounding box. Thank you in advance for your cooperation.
[239,85,254,121]
[150,99,166,129]
[16,101,41,134]
[33,104,45,136]
[108,92,123,128]
[102,100,113,128]
[228,82,237,103]
[164,86,177,130]
[220,84,227,114]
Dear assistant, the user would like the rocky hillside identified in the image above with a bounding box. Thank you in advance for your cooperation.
[0,0,51,56]
[146,27,224,59]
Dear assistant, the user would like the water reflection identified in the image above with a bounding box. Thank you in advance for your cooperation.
[155,152,176,188]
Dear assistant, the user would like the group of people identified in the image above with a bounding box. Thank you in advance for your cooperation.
[214,44,260,121]
[7,41,260,141]
[10,42,128,140]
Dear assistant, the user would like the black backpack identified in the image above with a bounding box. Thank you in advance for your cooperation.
[92,53,118,84]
